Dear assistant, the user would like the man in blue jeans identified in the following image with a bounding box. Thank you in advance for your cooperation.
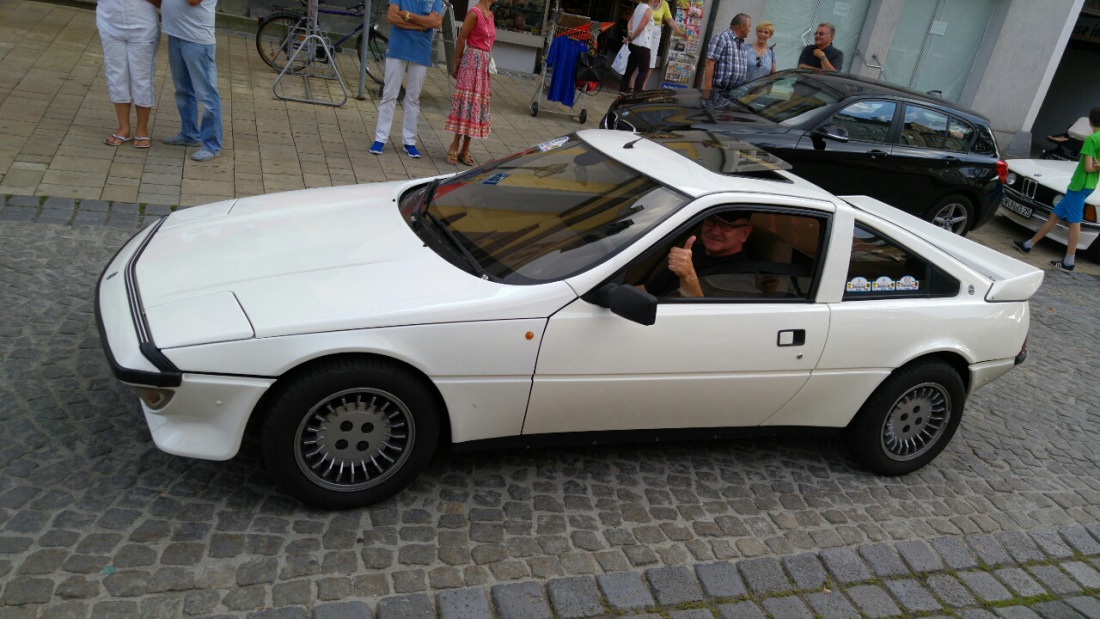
[161,0,222,162]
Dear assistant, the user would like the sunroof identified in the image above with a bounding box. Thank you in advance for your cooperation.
[646,130,792,179]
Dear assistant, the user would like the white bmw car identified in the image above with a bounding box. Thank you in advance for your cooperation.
[96,130,1043,509]
[1000,158,1100,262]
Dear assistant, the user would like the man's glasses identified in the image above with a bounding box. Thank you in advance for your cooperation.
[703,216,751,232]
[756,57,761,67]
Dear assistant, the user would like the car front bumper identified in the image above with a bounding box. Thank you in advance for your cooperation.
[999,187,1100,250]
[95,219,274,461]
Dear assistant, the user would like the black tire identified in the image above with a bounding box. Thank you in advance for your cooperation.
[262,358,441,509]
[925,194,974,236]
[356,26,387,86]
[1085,236,1100,264]
[578,109,588,124]
[845,358,965,476]
[530,102,538,117]
[256,13,308,72]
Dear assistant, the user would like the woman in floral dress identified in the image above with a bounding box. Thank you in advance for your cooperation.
[445,0,496,165]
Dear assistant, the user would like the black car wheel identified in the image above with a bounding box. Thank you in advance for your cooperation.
[1085,236,1100,264]
[926,194,974,235]
[262,358,440,509]
[845,359,964,476]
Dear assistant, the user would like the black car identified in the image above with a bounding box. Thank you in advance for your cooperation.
[601,70,1007,235]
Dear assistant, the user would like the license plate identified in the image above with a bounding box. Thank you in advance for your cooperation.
[1001,196,1033,219]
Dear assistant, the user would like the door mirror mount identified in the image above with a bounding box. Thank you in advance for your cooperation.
[584,283,657,326]
[814,124,850,143]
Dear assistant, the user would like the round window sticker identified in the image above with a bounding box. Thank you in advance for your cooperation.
[872,276,895,292]
[897,275,920,291]
[847,276,871,292]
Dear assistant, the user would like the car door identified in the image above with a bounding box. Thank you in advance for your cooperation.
[887,104,970,217]
[521,206,832,436]
[787,99,902,200]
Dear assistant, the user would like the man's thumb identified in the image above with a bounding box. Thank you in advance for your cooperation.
[683,235,696,250]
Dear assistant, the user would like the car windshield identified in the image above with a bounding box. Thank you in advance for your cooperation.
[402,135,691,284]
[732,74,843,126]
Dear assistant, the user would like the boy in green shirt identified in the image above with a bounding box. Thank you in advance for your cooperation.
[1015,106,1100,271]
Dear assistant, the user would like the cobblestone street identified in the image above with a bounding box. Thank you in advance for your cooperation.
[1,211,1099,617]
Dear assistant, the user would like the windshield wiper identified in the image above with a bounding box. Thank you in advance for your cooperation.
[420,201,492,280]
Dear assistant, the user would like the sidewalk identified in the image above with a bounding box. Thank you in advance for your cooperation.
[0,0,617,207]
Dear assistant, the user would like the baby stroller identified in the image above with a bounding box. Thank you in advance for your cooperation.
[1040,116,1091,161]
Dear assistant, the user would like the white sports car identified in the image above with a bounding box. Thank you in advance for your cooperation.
[1000,158,1100,261]
[96,130,1043,509]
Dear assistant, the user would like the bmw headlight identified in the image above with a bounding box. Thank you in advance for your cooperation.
[1006,172,1017,186]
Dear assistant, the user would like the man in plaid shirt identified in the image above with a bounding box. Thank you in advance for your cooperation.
[704,13,752,93]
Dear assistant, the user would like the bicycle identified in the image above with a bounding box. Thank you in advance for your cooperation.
[256,1,389,85]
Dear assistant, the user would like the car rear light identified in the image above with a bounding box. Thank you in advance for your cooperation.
[996,160,1008,184]
[1086,203,1097,223]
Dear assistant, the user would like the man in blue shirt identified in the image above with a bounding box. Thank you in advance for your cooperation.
[161,0,223,161]
[797,22,843,72]
[703,13,751,93]
[371,0,443,158]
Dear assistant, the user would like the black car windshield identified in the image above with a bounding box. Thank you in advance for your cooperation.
[402,135,690,284]
[733,74,843,126]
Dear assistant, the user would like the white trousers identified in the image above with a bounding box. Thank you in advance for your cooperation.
[98,22,159,108]
[374,57,428,146]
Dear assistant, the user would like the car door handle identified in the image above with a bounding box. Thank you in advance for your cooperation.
[777,330,805,347]
[942,155,961,164]
[868,149,888,159]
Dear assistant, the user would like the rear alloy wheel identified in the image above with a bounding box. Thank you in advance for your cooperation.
[262,358,440,509]
[926,194,974,236]
[845,359,964,475]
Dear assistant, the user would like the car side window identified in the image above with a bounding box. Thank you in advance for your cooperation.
[845,224,960,300]
[829,100,896,144]
[626,208,826,302]
[900,105,950,150]
[971,125,998,157]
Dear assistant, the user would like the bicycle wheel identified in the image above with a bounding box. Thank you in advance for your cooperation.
[355,25,388,85]
[256,13,309,71]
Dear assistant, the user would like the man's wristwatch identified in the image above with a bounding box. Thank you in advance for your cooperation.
[403,10,411,21]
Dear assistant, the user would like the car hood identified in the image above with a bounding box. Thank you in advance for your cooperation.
[1007,158,1100,204]
[135,183,574,347]
[610,89,787,134]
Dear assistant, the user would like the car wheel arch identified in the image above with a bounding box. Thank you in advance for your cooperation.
[246,352,453,449]
[844,353,969,475]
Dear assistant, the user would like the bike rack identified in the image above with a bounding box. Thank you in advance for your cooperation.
[273,0,349,107]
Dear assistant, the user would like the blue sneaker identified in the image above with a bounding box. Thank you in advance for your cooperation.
[403,144,421,159]
[191,148,220,162]
[370,141,384,155]
[1012,239,1031,254]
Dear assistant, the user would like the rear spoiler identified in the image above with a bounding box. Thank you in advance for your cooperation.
[842,196,1045,302]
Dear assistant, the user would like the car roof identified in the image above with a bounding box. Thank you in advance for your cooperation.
[784,69,991,124]
[577,129,841,205]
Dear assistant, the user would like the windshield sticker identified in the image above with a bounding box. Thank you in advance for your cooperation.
[872,276,895,292]
[847,277,871,292]
[483,173,508,185]
[897,275,920,291]
[536,136,569,152]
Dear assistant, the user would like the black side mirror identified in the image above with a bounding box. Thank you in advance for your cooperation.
[813,124,850,143]
[584,283,657,326]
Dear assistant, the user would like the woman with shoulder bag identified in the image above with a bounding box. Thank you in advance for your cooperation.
[445,0,496,166]
[619,0,654,94]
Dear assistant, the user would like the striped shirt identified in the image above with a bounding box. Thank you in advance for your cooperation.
[707,29,748,90]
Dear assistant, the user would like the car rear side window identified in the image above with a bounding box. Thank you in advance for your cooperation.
[844,224,960,300]
[971,125,998,157]
[945,117,974,152]
[830,100,896,144]
[900,106,950,150]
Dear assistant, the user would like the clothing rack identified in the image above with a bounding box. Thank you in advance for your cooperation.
[528,4,601,123]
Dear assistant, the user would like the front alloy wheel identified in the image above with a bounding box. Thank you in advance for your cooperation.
[927,194,974,235]
[846,359,964,475]
[294,387,414,491]
[263,359,440,509]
